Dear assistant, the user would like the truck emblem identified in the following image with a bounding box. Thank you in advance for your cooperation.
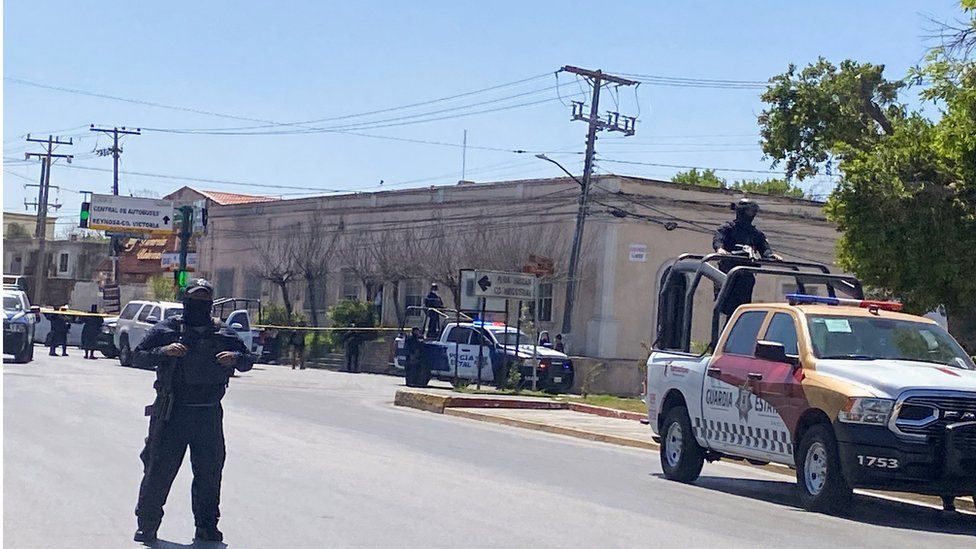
[736,383,753,421]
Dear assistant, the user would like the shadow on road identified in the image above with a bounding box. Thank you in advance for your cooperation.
[149,539,228,548]
[668,474,976,536]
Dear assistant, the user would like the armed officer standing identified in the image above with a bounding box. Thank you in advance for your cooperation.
[712,198,781,316]
[133,278,253,544]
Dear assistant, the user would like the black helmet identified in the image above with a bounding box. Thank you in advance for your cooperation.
[733,198,760,224]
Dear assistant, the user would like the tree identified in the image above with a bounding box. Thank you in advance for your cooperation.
[291,212,341,328]
[671,168,725,188]
[758,3,976,350]
[759,58,904,180]
[248,224,299,317]
[729,178,806,198]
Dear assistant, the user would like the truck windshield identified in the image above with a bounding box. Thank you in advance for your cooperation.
[808,315,975,370]
[4,295,23,311]
[493,331,532,347]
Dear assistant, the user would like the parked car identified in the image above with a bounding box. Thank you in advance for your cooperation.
[3,285,39,363]
[35,313,82,347]
[114,300,184,367]
[99,316,119,358]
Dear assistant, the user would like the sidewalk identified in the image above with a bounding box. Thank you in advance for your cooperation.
[394,388,975,514]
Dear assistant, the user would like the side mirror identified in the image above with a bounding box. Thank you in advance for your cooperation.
[755,340,795,365]
[230,322,244,330]
[146,316,160,324]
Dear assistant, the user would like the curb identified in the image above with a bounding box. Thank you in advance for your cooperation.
[442,408,658,451]
[566,402,645,421]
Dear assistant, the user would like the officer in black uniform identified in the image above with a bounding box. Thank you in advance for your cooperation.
[712,198,780,316]
[423,284,444,338]
[133,278,254,544]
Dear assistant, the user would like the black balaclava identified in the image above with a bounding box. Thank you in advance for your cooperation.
[182,298,213,327]
[735,200,759,226]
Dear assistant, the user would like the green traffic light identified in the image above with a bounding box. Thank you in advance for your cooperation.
[80,210,90,220]
[177,270,188,288]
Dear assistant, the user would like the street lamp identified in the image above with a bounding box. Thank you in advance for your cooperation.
[535,154,583,187]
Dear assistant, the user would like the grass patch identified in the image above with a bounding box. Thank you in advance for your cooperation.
[565,394,646,414]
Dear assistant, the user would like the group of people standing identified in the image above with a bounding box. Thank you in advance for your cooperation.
[44,304,104,359]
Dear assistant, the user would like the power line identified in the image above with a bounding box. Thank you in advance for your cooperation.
[597,157,785,175]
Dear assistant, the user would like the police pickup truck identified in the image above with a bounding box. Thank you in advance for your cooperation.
[394,321,573,392]
[647,253,976,513]
[3,285,39,363]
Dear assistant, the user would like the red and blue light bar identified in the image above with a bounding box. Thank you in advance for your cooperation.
[786,294,903,311]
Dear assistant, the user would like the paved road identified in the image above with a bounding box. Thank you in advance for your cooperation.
[4,352,974,548]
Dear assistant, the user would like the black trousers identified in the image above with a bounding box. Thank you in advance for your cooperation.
[136,404,225,528]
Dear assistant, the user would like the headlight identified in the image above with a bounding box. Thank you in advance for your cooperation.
[837,397,894,425]
[6,323,27,333]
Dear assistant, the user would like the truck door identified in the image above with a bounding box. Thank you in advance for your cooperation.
[444,326,479,380]
[753,312,805,459]
[470,327,496,382]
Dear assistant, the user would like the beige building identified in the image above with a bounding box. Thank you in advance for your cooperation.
[197,175,840,360]
[3,211,56,240]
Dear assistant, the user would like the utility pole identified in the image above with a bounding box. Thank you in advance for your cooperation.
[558,66,638,345]
[24,135,73,305]
[90,125,140,285]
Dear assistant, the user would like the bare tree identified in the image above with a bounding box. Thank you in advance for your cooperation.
[369,228,423,327]
[337,232,382,301]
[247,223,299,317]
[292,212,341,327]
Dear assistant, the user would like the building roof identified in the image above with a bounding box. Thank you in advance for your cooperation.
[164,186,278,206]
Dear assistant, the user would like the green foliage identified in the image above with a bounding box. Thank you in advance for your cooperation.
[327,299,376,344]
[671,168,725,188]
[759,57,905,180]
[729,178,806,198]
[148,275,177,302]
[507,362,523,394]
[759,5,976,349]
[263,304,306,326]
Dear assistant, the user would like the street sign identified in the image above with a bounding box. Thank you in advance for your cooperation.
[161,252,198,272]
[89,194,175,235]
[473,270,537,300]
[101,284,121,314]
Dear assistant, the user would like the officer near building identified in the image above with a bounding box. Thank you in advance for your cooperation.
[132,278,254,544]
[423,283,444,337]
[712,198,780,315]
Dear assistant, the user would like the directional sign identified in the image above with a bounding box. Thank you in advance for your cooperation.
[161,252,198,272]
[101,284,121,314]
[473,270,537,300]
[89,194,175,235]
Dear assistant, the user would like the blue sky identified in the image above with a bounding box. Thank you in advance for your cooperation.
[3,1,963,228]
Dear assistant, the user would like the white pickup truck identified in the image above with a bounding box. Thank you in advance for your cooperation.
[394,321,574,392]
[647,254,976,513]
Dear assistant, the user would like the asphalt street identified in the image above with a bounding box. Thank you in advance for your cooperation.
[4,351,975,548]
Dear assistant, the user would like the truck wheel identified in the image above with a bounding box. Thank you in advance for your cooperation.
[14,340,33,363]
[796,424,852,513]
[660,406,705,483]
[118,336,132,367]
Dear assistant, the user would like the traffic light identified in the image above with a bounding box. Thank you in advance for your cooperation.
[79,202,91,228]
[176,270,189,289]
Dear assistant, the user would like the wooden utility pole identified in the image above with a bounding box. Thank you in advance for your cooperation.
[24,135,73,305]
[558,66,638,344]
[90,125,140,284]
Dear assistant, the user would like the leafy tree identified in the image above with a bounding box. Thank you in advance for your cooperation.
[729,178,806,198]
[671,168,725,188]
[759,3,976,350]
[148,275,177,302]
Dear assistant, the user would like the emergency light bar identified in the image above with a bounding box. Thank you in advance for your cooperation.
[786,294,903,312]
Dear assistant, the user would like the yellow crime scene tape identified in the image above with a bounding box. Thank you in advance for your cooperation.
[253,324,402,332]
[38,308,116,318]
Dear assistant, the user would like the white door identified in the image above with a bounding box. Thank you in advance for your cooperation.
[444,327,492,381]
[226,310,253,350]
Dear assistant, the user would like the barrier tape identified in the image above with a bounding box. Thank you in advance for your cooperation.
[38,308,116,318]
[254,324,402,332]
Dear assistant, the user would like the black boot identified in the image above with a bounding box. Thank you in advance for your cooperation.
[133,526,158,544]
[194,526,223,542]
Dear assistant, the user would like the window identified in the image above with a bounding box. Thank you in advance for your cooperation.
[722,310,767,356]
[537,282,553,322]
[341,269,360,301]
[215,268,236,297]
[764,313,799,356]
[163,307,183,319]
[58,253,69,273]
[147,306,162,321]
[446,327,472,344]
[405,279,424,317]
[243,271,262,300]
[137,305,154,322]
[119,302,142,320]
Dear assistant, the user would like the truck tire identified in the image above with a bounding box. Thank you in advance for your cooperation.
[118,335,132,367]
[14,339,33,363]
[660,406,705,483]
[796,424,852,513]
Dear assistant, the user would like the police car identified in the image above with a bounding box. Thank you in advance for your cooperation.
[3,285,39,363]
[394,321,574,392]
